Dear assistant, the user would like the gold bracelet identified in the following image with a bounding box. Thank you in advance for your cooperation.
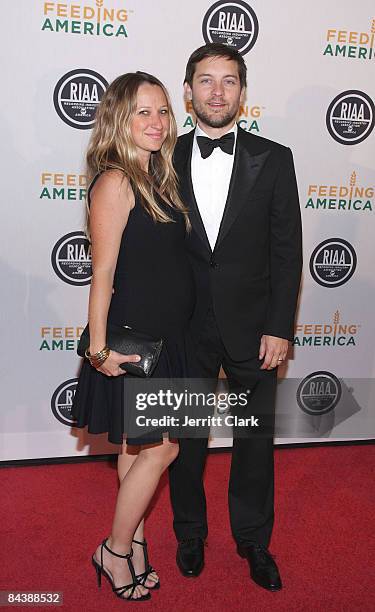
[85,346,108,359]
[85,346,110,368]
[91,350,110,368]
[90,353,110,368]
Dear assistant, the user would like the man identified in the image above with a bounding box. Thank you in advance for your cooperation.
[169,43,302,591]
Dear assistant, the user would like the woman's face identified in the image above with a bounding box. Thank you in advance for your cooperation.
[130,83,170,160]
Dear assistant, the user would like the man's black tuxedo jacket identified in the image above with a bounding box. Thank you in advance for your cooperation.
[174,126,303,361]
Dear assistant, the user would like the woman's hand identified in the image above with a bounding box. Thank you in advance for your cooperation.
[94,350,141,376]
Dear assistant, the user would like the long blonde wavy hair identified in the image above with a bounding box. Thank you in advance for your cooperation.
[86,71,190,229]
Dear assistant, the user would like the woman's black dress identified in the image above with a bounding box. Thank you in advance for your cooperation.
[71,176,195,445]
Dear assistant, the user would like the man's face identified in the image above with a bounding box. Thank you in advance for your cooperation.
[185,56,244,130]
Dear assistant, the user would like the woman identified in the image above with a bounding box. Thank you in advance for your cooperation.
[71,72,195,601]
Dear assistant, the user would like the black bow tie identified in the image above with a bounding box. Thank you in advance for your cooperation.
[196,132,235,159]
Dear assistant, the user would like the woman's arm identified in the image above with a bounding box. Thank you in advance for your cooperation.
[88,170,133,353]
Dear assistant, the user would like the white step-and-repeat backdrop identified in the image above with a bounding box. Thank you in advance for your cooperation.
[1,1,374,460]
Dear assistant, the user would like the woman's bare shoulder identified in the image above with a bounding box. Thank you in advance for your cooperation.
[90,170,135,210]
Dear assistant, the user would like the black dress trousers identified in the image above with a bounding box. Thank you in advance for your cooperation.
[169,307,277,547]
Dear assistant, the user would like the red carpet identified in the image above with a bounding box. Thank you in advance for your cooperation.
[1,445,374,611]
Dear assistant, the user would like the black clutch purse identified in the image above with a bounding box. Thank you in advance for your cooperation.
[77,322,163,377]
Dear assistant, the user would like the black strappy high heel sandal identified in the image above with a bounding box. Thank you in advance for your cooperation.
[92,538,151,601]
[132,539,160,590]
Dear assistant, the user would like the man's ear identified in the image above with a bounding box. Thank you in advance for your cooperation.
[184,82,192,100]
[240,87,246,105]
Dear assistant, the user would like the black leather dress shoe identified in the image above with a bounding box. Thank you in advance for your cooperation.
[176,538,205,577]
[240,544,282,591]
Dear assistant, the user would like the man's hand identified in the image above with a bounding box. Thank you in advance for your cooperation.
[259,335,289,370]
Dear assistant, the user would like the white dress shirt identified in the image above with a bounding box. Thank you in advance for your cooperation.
[191,123,237,251]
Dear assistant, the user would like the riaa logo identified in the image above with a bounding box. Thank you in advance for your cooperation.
[54,69,108,129]
[202,1,259,55]
[326,90,375,145]
[51,231,92,286]
[297,371,341,416]
[309,238,357,288]
[51,378,78,426]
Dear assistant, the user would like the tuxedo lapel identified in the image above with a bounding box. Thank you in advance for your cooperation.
[176,131,212,254]
[214,130,270,252]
